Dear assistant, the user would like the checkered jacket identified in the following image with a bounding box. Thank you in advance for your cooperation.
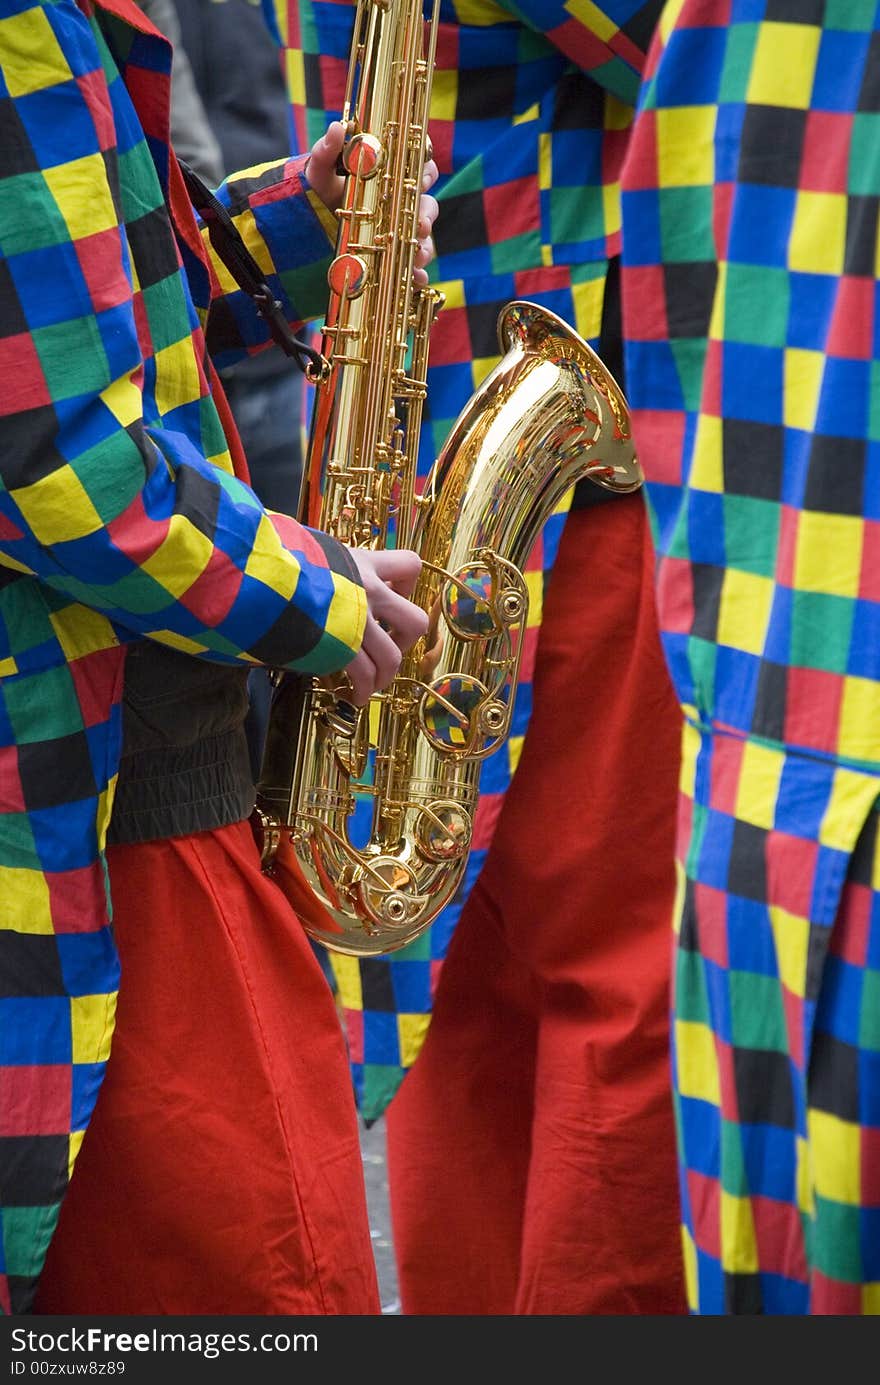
[0,0,368,1315]
[621,0,880,1312]
[270,0,663,1120]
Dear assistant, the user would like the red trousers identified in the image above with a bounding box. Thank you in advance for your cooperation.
[385,498,688,1314]
[36,820,380,1315]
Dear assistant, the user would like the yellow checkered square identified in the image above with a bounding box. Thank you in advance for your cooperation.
[675,1019,721,1105]
[735,741,784,830]
[571,273,605,342]
[432,68,459,123]
[453,0,515,24]
[285,48,304,106]
[794,510,863,597]
[397,1011,431,1067]
[566,0,617,41]
[50,605,118,664]
[153,339,204,416]
[539,131,552,193]
[44,154,119,242]
[0,5,71,97]
[789,191,847,275]
[14,464,103,544]
[692,413,723,493]
[434,277,466,311]
[141,513,215,598]
[716,567,774,655]
[71,993,116,1066]
[331,953,363,1010]
[657,106,716,188]
[720,1191,759,1274]
[102,374,143,429]
[747,22,821,109]
[768,905,809,1000]
[808,1107,860,1206]
[243,515,301,599]
[0,867,52,934]
[784,348,826,432]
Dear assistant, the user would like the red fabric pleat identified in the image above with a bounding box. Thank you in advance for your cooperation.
[36,820,380,1315]
[386,496,689,1315]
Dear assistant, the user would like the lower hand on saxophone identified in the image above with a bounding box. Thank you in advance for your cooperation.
[342,549,430,706]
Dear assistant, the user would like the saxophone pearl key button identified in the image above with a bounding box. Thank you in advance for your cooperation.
[328,252,368,298]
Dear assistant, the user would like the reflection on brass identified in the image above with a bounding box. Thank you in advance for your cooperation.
[254,0,642,957]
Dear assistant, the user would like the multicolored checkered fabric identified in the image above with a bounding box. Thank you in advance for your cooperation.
[621,0,880,1314]
[271,0,664,1123]
[0,0,363,1314]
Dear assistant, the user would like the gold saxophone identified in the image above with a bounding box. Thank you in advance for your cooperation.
[253,0,643,956]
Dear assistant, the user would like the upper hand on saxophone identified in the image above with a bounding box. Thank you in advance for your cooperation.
[308,120,440,706]
[307,121,440,284]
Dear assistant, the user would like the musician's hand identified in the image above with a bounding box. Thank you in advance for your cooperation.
[414,159,439,286]
[342,548,429,705]
[305,121,346,211]
[306,123,439,283]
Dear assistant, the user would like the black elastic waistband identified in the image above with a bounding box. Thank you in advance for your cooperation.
[108,729,255,845]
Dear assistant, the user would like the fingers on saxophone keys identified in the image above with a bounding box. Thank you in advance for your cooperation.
[341,649,373,706]
[418,195,439,240]
[371,587,429,652]
[345,622,405,702]
[413,236,435,285]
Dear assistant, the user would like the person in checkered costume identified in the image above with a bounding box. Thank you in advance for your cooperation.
[275,0,688,1313]
[621,0,880,1314]
[0,0,439,1315]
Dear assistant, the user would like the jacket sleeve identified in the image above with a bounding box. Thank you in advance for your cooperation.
[493,0,662,99]
[0,0,365,676]
[198,155,339,368]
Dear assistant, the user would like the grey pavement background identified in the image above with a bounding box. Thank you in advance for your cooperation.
[360,1115,401,1314]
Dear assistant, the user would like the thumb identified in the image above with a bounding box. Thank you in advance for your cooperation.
[307,121,345,209]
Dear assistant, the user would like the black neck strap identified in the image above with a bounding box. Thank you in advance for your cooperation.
[179,159,324,379]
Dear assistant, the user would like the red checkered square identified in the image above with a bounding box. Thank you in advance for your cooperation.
[695,881,731,969]
[179,545,244,627]
[0,1064,72,1137]
[47,865,112,936]
[0,744,26,812]
[0,333,51,416]
[784,665,844,756]
[751,1193,809,1280]
[484,176,539,242]
[827,276,874,361]
[686,1168,721,1257]
[766,829,818,919]
[800,111,852,194]
[623,266,668,339]
[831,879,872,967]
[657,553,696,634]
